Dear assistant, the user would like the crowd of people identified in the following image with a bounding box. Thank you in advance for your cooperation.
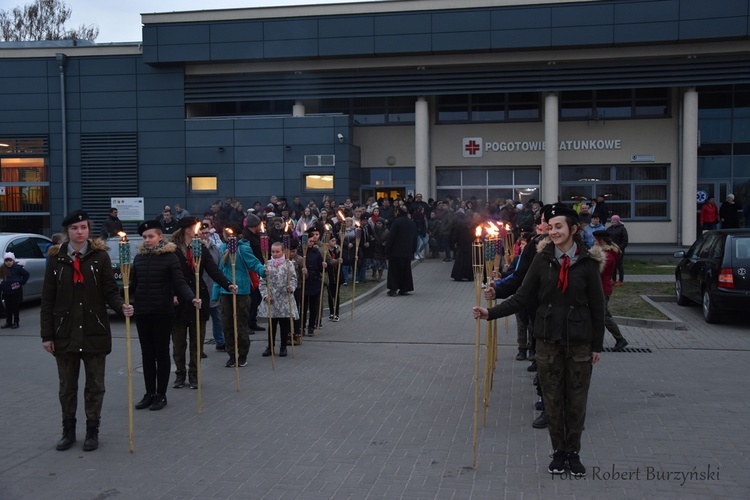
[42,192,632,479]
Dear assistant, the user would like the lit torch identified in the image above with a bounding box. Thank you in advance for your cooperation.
[118,231,134,453]
[226,228,240,390]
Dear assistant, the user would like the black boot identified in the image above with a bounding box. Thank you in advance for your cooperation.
[532,411,548,429]
[83,419,99,451]
[56,418,76,451]
[0,322,12,329]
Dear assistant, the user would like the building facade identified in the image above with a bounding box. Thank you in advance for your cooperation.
[1,0,749,244]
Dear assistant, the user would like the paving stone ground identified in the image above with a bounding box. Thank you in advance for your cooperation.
[0,260,748,499]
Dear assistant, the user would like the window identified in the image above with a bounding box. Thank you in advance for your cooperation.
[559,164,669,220]
[189,176,218,192]
[186,100,294,118]
[304,174,334,190]
[436,167,540,204]
[0,137,50,214]
[7,236,44,259]
[437,93,540,123]
[560,88,671,120]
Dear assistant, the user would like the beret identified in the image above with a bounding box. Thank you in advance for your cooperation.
[544,203,579,223]
[138,220,163,235]
[62,210,89,227]
[177,216,199,229]
[592,230,610,238]
[245,213,261,228]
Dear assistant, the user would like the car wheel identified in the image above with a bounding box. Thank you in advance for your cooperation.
[702,289,719,324]
[675,277,690,306]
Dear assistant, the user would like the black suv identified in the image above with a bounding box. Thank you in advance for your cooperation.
[674,229,750,323]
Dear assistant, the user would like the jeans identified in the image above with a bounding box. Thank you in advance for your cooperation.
[416,235,428,256]
[441,235,452,259]
[210,305,224,346]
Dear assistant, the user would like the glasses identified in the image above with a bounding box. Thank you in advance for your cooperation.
[201,223,210,229]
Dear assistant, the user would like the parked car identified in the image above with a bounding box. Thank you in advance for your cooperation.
[674,229,750,323]
[0,233,53,302]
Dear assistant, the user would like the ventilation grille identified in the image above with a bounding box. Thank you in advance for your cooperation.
[0,136,48,155]
[80,133,139,232]
[602,347,652,353]
[304,154,335,167]
[184,55,750,102]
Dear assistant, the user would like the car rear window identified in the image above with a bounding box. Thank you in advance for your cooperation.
[731,237,750,264]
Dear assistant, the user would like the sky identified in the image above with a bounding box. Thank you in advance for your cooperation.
[62,0,385,43]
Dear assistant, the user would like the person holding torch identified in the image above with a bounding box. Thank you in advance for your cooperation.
[473,204,604,477]
[169,217,237,390]
[214,223,266,368]
[41,210,134,452]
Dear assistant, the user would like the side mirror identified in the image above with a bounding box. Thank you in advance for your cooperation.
[673,250,685,258]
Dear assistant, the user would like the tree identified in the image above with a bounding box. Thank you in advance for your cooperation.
[0,0,98,42]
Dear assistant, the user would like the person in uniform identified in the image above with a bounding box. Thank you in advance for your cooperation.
[41,210,134,451]
[473,204,604,477]
[131,220,199,411]
[169,217,236,389]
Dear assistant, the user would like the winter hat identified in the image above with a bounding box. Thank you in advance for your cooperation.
[3,252,15,261]
[62,210,89,227]
[245,213,261,228]
[611,215,621,223]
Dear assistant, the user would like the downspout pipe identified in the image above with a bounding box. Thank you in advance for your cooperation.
[56,53,68,216]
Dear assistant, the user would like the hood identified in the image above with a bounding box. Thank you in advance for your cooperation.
[539,237,605,273]
[137,241,177,255]
[47,237,109,258]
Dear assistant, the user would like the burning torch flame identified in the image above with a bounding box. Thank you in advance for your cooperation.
[195,221,202,236]
[260,222,266,233]
[117,231,127,242]
[226,228,234,237]
[337,210,346,222]
[475,226,483,240]
[485,222,499,238]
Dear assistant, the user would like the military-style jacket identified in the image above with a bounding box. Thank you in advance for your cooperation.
[40,239,124,354]
[488,240,606,352]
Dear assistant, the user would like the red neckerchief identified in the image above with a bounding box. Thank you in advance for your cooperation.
[73,252,84,284]
[557,246,579,293]
[186,246,195,272]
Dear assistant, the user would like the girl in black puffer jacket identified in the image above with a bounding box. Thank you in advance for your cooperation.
[130,221,197,411]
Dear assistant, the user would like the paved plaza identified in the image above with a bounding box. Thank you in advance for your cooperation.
[0,260,748,499]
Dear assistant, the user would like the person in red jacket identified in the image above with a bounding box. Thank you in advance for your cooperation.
[592,230,628,351]
[700,197,719,230]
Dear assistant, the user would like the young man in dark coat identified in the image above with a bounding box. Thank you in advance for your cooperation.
[99,207,124,239]
[41,210,134,452]
[385,205,418,296]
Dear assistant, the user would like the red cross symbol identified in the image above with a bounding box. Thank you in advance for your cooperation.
[465,140,480,155]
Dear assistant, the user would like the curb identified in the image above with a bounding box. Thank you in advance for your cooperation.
[613,294,688,330]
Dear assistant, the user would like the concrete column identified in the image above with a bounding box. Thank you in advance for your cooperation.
[681,88,698,245]
[415,97,430,198]
[292,101,305,117]
[543,92,559,204]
